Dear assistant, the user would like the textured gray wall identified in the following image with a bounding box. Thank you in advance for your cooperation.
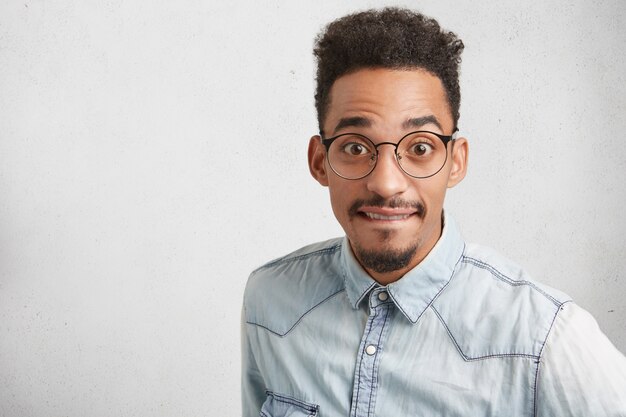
[1,1,624,416]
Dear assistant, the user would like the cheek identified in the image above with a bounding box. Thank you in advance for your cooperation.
[328,186,349,212]
[424,181,449,208]
[413,178,448,207]
[327,181,358,219]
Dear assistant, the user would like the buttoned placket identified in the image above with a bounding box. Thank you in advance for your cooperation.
[350,287,395,417]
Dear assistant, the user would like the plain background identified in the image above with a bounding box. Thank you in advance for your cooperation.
[1,1,625,416]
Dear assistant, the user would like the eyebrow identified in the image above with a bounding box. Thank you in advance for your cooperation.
[402,115,443,132]
[331,114,443,136]
[332,116,371,134]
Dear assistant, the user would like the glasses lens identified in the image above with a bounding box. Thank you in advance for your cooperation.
[396,132,448,178]
[327,134,376,179]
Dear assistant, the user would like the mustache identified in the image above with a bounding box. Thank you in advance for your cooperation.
[348,195,426,219]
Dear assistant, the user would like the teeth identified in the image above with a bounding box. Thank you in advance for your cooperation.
[365,212,410,220]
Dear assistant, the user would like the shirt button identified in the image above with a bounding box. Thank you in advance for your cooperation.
[378,291,389,301]
[365,345,377,355]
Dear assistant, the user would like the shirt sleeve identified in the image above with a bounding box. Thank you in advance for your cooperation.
[536,302,626,416]
[241,305,266,417]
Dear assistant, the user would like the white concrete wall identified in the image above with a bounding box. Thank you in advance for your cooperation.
[1,1,624,415]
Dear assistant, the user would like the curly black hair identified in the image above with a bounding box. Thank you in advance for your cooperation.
[313,8,464,133]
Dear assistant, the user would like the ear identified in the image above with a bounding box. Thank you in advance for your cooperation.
[447,137,468,188]
[308,135,329,186]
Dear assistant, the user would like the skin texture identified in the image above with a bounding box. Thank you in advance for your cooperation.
[308,68,468,285]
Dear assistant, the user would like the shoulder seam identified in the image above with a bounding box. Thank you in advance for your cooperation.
[461,256,565,307]
[251,242,342,274]
[533,299,573,416]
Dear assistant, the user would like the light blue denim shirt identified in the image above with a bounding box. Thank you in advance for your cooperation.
[242,214,626,416]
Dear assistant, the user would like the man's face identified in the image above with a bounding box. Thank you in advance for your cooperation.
[308,68,468,283]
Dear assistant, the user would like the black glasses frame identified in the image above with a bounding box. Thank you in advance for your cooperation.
[321,129,458,180]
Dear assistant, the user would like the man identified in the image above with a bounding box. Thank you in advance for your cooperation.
[242,8,626,416]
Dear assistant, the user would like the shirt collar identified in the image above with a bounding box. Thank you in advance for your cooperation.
[341,212,465,323]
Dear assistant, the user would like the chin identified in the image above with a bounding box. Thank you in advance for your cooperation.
[352,239,419,274]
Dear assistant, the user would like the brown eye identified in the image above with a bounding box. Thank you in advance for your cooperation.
[410,143,434,156]
[343,142,368,155]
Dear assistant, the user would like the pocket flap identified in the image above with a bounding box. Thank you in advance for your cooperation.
[260,391,319,417]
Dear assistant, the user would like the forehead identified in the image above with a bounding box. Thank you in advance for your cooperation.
[324,68,453,135]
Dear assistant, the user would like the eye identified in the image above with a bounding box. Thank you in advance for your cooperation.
[409,142,434,156]
[342,142,370,156]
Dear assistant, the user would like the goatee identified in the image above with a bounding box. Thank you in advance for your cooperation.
[347,195,425,273]
[352,242,418,273]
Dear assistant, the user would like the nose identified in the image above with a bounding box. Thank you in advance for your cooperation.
[365,145,409,199]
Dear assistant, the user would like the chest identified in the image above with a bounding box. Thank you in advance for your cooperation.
[254,296,538,417]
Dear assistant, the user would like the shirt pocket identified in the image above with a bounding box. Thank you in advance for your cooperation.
[260,391,319,417]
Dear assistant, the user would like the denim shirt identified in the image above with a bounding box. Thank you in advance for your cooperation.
[242,215,626,416]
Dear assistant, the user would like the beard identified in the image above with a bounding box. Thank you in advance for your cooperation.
[352,241,418,273]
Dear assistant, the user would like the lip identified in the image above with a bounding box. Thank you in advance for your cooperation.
[357,206,417,222]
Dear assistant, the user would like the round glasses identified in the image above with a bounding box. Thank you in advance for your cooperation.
[321,130,457,180]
